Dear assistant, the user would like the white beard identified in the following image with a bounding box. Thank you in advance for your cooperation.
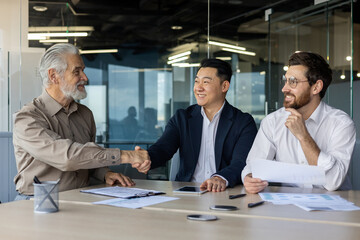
[60,80,87,100]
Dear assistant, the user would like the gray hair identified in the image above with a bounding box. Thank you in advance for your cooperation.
[39,43,80,88]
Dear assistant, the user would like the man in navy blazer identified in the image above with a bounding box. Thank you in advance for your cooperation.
[147,58,257,192]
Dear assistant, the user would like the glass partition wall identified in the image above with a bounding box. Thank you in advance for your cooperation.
[267,0,354,116]
[209,0,358,188]
[11,0,356,182]
[209,0,355,122]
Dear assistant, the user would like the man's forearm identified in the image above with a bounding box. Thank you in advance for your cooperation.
[299,134,320,166]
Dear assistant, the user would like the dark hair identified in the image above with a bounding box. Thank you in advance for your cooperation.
[199,58,232,83]
[288,52,332,99]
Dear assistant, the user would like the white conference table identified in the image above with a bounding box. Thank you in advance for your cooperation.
[1,197,360,240]
[59,179,360,227]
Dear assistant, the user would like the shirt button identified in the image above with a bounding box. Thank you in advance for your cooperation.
[111,156,115,159]
[112,161,116,164]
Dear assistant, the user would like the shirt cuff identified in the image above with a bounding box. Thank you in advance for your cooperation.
[212,174,229,187]
[317,151,335,172]
[105,148,122,165]
[241,167,251,183]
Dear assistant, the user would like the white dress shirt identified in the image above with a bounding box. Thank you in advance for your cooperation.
[191,102,227,184]
[241,101,356,191]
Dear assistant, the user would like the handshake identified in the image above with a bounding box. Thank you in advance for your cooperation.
[120,146,151,174]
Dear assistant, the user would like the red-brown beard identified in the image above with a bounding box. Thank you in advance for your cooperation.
[283,91,311,109]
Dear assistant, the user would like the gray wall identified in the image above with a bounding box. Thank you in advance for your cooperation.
[351,140,360,190]
[327,80,360,189]
[351,80,360,189]
[0,132,18,203]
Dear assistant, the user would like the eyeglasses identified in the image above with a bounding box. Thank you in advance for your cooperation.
[281,75,309,89]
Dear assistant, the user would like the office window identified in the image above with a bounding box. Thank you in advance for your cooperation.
[107,64,172,144]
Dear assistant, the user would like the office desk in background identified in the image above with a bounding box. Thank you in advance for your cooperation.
[1,180,360,240]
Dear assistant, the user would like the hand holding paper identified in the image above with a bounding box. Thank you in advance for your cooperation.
[243,174,268,194]
[251,159,326,185]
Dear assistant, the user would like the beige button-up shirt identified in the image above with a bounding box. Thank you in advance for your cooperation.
[13,90,121,195]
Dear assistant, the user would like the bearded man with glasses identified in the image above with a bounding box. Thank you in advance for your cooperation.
[242,51,356,193]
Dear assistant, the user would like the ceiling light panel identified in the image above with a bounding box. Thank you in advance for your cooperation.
[216,57,232,61]
[80,49,118,54]
[221,48,256,56]
[39,39,69,43]
[171,26,183,30]
[28,26,94,32]
[172,63,200,67]
[28,32,88,40]
[209,41,246,51]
[168,51,191,60]
[33,6,48,12]
[167,56,189,64]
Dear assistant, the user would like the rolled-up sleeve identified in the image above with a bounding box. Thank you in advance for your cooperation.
[317,120,356,191]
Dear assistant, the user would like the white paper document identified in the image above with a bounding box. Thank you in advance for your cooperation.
[293,203,360,211]
[251,159,326,185]
[80,186,164,199]
[259,193,360,211]
[93,196,179,209]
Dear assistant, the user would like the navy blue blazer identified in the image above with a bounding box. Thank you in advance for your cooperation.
[148,101,257,187]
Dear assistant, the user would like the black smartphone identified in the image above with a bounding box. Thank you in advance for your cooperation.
[173,186,207,194]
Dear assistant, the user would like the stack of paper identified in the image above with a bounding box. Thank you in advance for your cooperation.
[93,196,179,209]
[259,192,360,211]
[80,186,178,209]
[81,186,164,199]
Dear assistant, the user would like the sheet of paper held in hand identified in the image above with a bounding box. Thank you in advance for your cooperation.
[80,186,164,199]
[251,159,326,185]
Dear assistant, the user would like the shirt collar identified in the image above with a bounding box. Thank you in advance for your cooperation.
[306,101,324,124]
[68,100,79,115]
[39,90,78,116]
[200,101,226,122]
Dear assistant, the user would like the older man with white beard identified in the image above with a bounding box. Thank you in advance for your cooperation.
[13,43,151,200]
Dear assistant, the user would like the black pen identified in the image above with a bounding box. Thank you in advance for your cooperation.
[248,201,265,208]
[229,193,246,199]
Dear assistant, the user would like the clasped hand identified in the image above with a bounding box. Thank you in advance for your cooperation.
[131,146,151,174]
